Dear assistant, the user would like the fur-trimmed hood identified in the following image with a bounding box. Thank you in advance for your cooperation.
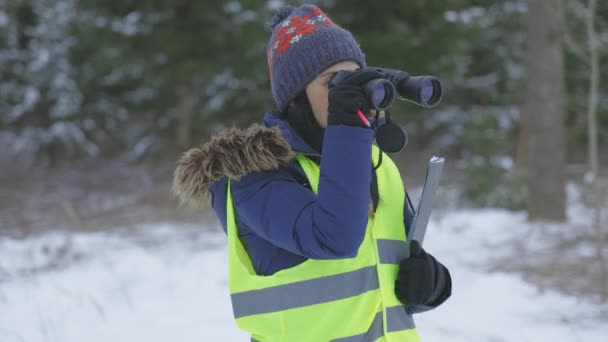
[172,123,296,208]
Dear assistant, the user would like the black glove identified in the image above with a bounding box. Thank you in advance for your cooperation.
[395,240,452,307]
[327,67,385,128]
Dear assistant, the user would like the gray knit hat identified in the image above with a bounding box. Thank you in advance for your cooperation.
[267,4,366,111]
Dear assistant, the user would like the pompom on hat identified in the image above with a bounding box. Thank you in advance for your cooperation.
[267,4,366,111]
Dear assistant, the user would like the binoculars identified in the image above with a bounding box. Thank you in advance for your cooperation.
[328,67,443,111]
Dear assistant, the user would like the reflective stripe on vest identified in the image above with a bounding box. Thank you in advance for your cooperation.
[232,266,379,318]
[232,239,408,318]
[227,147,419,342]
[331,307,415,342]
[253,309,415,342]
[377,239,410,264]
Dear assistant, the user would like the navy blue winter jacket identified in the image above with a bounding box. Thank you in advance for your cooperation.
[208,113,414,276]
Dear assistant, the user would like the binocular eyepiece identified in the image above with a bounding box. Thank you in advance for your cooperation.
[329,67,443,111]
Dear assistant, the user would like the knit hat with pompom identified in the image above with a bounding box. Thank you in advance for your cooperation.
[267,4,366,111]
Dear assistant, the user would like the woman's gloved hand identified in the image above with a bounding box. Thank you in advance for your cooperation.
[395,240,452,307]
[327,67,385,128]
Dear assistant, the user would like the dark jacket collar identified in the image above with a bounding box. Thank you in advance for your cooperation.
[263,112,320,156]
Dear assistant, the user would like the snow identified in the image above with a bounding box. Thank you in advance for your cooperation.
[266,0,286,12]
[0,225,248,342]
[110,11,142,37]
[0,11,8,27]
[417,209,607,342]
[6,86,40,123]
[1,208,607,341]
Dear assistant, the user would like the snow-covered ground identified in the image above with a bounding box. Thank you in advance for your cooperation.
[1,207,607,342]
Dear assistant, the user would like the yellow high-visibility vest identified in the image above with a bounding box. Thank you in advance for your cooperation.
[226,146,420,342]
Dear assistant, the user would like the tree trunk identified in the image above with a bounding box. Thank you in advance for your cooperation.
[585,0,606,302]
[524,0,567,222]
[587,0,600,181]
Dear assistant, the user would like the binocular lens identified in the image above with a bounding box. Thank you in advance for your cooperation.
[366,79,395,111]
[419,78,442,107]
[329,68,442,111]
[372,82,386,107]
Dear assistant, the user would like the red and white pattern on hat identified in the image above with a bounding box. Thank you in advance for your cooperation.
[267,7,337,75]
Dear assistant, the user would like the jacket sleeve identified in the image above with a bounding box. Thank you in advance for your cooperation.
[209,177,228,234]
[229,125,374,259]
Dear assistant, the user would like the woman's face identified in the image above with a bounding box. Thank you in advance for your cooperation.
[305,61,360,128]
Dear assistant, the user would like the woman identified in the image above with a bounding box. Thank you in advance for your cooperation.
[173,4,451,341]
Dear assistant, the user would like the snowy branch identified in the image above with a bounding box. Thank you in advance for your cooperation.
[563,0,599,63]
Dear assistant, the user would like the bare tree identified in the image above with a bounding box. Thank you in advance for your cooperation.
[585,0,605,301]
[564,0,606,301]
[524,0,567,222]
[586,1,600,181]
